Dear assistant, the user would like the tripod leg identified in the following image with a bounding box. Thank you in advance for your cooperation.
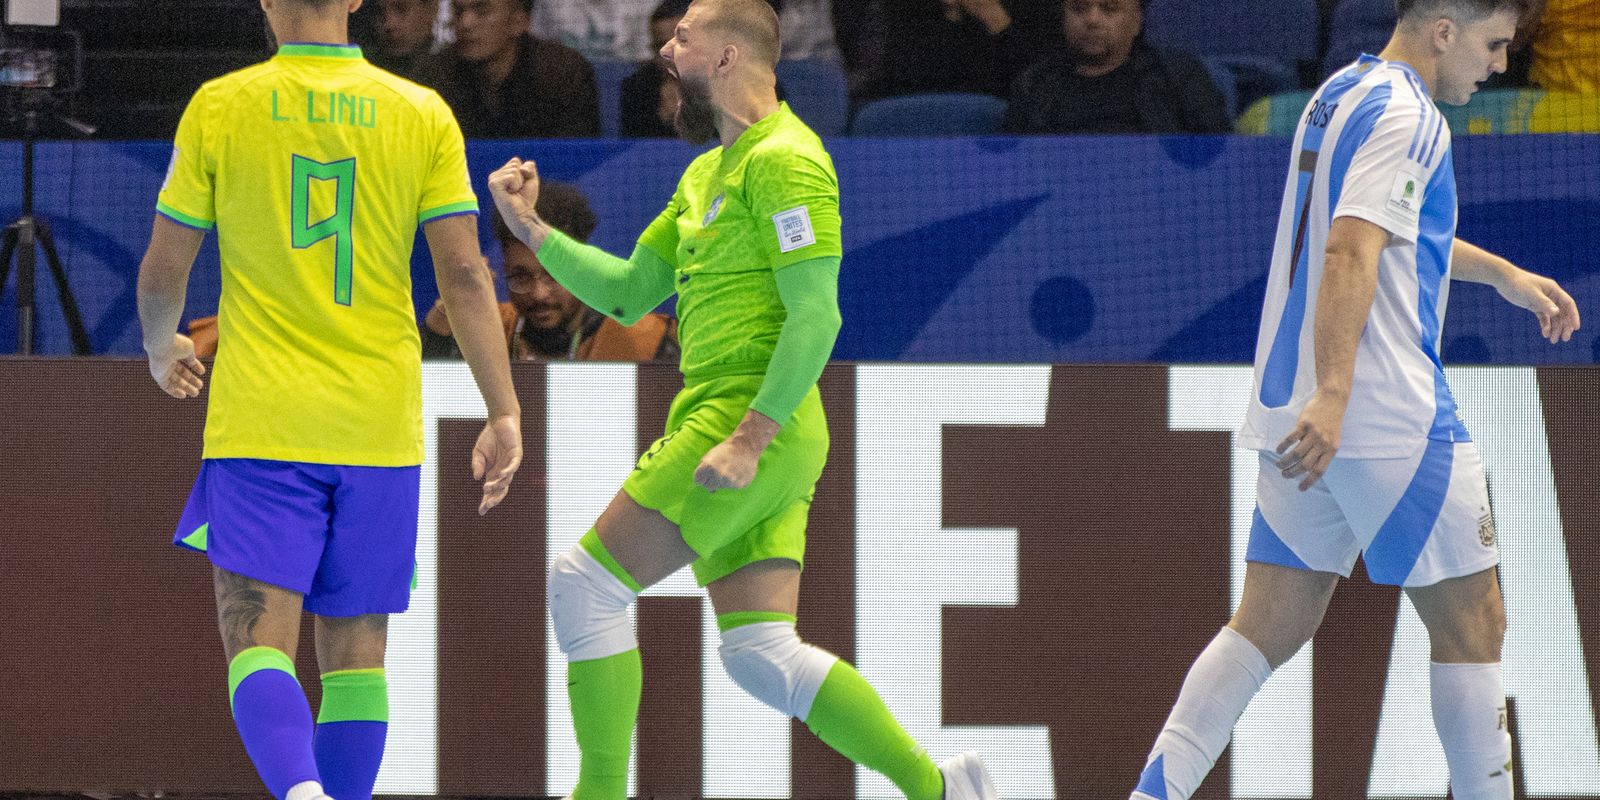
[0,226,16,297]
[34,219,93,355]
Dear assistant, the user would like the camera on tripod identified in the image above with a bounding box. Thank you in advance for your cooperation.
[1,0,93,355]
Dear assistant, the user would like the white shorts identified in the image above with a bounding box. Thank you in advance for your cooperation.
[1249,440,1498,587]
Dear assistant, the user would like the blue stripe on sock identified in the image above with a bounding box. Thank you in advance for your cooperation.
[1134,753,1169,800]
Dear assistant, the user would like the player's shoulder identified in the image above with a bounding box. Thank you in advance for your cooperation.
[189,59,277,106]
[1359,61,1433,120]
[353,62,456,124]
[747,119,834,176]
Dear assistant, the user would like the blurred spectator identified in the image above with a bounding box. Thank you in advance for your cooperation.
[367,0,442,81]
[530,0,657,63]
[1529,0,1599,93]
[421,183,679,362]
[777,0,842,60]
[532,0,836,62]
[416,0,600,138]
[1003,0,1230,134]
[620,0,690,138]
[836,0,1060,101]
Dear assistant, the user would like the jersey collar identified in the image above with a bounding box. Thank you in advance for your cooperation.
[276,42,365,60]
[722,101,792,161]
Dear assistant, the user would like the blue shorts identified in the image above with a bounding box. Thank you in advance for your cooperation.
[173,458,420,616]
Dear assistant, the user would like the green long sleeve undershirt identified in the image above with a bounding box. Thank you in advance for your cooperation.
[536,230,841,425]
[536,230,676,326]
[749,258,842,423]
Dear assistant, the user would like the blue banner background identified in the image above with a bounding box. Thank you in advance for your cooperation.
[1,134,1595,363]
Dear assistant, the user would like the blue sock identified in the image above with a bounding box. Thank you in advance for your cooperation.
[314,668,390,800]
[228,647,322,799]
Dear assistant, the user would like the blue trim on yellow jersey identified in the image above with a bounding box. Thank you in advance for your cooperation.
[418,200,479,224]
[156,201,215,231]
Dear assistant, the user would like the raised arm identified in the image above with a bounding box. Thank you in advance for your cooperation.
[488,157,675,324]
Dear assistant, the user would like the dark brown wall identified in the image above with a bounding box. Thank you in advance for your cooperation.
[2,360,1597,798]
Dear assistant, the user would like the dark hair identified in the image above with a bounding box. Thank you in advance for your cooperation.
[492,181,597,251]
[651,0,693,24]
[1394,0,1532,24]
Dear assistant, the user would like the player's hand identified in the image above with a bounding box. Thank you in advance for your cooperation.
[472,414,523,515]
[487,157,543,245]
[1275,388,1348,491]
[1496,268,1580,344]
[146,333,205,399]
[950,0,1011,31]
[694,436,762,493]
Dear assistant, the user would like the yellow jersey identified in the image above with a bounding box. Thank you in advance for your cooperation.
[1530,0,1600,94]
[156,43,477,466]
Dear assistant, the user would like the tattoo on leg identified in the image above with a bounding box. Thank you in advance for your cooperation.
[216,569,270,656]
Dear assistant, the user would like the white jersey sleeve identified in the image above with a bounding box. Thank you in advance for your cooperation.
[1333,100,1437,242]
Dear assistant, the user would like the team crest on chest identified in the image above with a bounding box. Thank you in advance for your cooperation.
[703,193,725,227]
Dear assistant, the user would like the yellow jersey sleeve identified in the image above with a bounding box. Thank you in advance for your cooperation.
[156,86,217,230]
[417,98,477,224]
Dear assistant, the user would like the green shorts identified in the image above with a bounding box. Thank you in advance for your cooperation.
[622,373,828,586]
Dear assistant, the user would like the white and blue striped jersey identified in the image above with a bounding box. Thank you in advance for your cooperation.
[1240,54,1472,459]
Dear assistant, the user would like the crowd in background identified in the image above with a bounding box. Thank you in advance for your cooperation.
[349,0,1598,138]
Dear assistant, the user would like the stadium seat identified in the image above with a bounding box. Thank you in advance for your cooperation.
[591,59,639,139]
[774,58,850,136]
[1234,91,1313,136]
[1203,57,1242,120]
[1145,0,1319,110]
[1236,88,1600,136]
[1145,0,1320,64]
[1323,0,1398,79]
[848,93,1008,137]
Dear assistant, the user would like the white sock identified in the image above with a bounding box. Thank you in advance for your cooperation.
[1132,627,1273,800]
[1432,661,1513,800]
[283,780,327,800]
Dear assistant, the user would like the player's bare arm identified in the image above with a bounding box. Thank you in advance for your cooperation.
[488,157,552,250]
[1451,238,1581,344]
[424,213,523,515]
[136,215,208,399]
[1276,215,1389,490]
[694,409,780,492]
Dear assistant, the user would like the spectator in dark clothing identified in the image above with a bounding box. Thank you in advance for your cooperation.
[837,0,1060,101]
[1003,0,1230,134]
[620,1,690,138]
[366,0,440,81]
[416,0,600,138]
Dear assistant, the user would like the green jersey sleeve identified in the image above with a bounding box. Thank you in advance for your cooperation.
[745,147,843,271]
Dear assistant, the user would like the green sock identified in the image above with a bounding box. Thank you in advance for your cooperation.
[568,649,642,800]
[804,660,944,800]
